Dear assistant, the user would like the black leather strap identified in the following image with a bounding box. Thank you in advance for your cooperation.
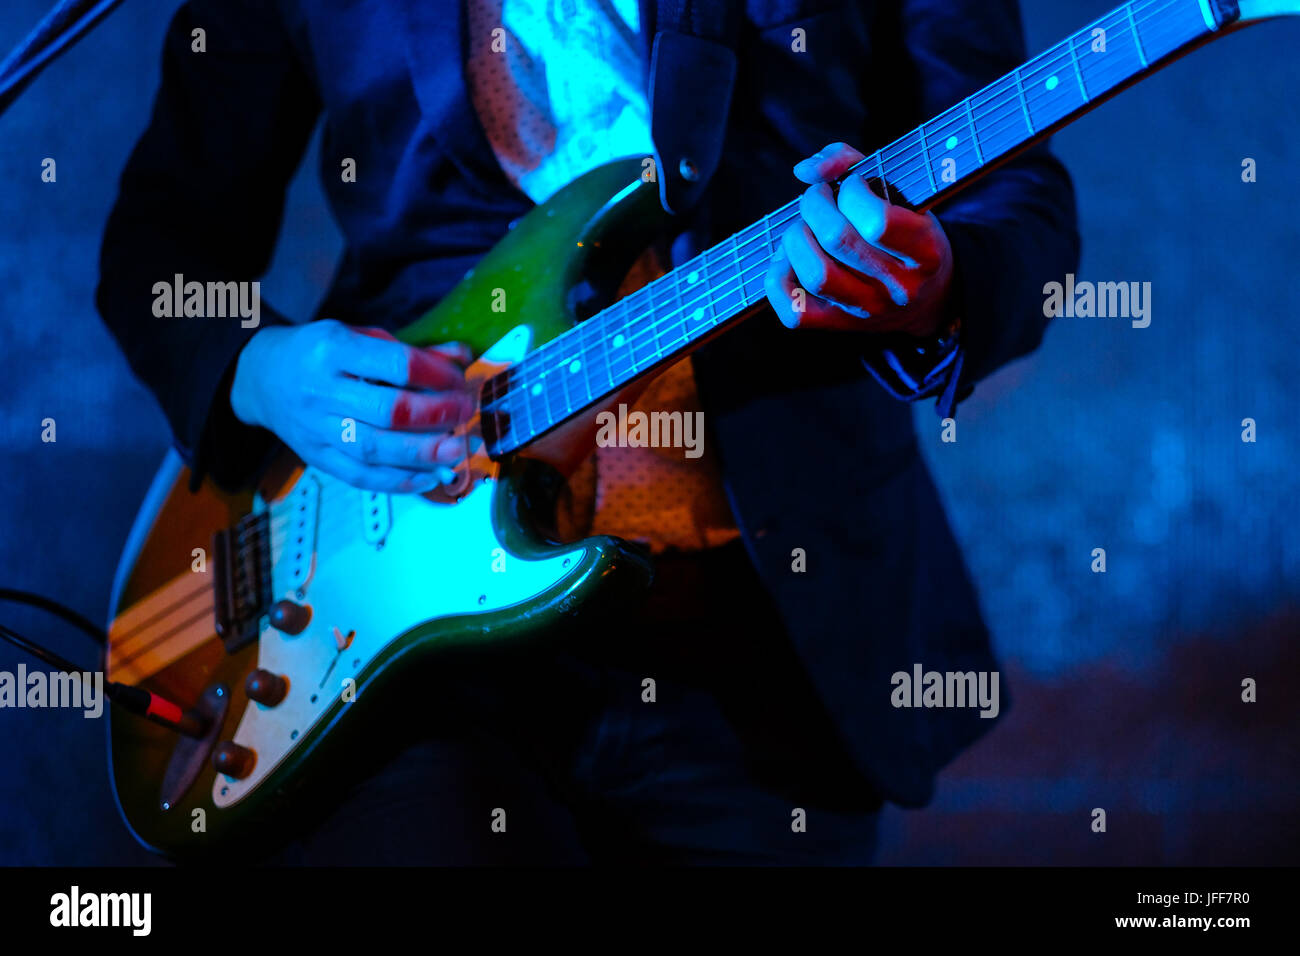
[649,0,740,215]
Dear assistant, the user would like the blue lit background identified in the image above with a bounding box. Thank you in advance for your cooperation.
[0,0,1295,865]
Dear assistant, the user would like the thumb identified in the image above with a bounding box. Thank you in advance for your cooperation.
[793,142,867,184]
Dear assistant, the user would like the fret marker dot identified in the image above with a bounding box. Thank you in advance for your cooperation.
[568,360,581,374]
[945,135,958,150]
[692,307,704,322]
[1046,75,1059,91]
[530,383,541,397]
[613,334,625,347]
[687,271,699,284]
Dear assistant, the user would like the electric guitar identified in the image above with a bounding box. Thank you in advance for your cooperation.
[104,0,1298,857]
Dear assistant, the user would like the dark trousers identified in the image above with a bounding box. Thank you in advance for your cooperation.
[273,539,884,865]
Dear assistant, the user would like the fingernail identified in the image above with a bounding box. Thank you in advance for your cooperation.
[410,473,442,493]
[434,438,467,464]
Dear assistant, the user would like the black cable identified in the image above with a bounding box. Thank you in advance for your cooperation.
[0,588,107,645]
[0,0,129,119]
[0,621,208,738]
[0,621,87,674]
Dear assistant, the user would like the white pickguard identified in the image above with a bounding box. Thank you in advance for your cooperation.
[213,325,586,808]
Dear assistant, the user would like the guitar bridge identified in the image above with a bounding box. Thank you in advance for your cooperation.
[212,512,272,654]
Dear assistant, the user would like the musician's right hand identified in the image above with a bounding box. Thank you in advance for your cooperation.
[230,318,475,493]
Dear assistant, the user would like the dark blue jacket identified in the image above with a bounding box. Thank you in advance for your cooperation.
[97,0,1080,806]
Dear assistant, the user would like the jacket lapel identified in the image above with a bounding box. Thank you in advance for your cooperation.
[397,0,518,197]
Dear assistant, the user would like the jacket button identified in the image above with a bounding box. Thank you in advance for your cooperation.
[678,157,700,182]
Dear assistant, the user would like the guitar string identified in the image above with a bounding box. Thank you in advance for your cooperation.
[269,0,1200,527]
[130,0,1198,649]
[873,0,1184,173]
[264,0,1195,526]
[486,0,1199,434]
[481,0,1190,434]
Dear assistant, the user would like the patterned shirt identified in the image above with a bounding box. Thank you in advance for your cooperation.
[466,0,740,552]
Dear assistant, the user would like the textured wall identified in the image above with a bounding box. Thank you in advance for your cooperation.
[0,0,1295,865]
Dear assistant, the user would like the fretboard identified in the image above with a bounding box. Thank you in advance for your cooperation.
[482,0,1237,457]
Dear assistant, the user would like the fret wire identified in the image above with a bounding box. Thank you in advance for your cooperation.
[1127,2,1150,66]
[696,243,724,322]
[536,354,555,428]
[555,328,575,420]
[1075,11,1137,96]
[1067,34,1089,100]
[756,217,775,301]
[729,230,747,312]
[587,307,607,400]
[724,236,751,313]
[513,367,536,441]
[691,248,722,323]
[643,280,666,371]
[1012,68,1034,134]
[703,245,724,327]
[506,390,524,450]
[691,254,712,335]
[605,299,626,382]
[963,98,984,167]
[705,243,731,316]
[688,249,713,332]
[916,126,937,196]
[576,313,597,410]
[621,294,644,378]
[622,290,650,380]
[642,281,663,372]
[672,263,700,338]
[597,301,619,398]
[553,317,581,420]
[592,307,614,395]
[679,262,701,334]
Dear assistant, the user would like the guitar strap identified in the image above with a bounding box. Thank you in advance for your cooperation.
[646,0,741,215]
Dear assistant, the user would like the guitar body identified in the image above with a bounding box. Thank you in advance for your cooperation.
[106,158,664,858]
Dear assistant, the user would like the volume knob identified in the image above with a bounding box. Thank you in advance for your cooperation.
[245,669,289,706]
[269,600,311,635]
[212,742,256,779]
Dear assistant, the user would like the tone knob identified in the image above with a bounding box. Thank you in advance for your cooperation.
[212,742,256,779]
[268,600,311,635]
[245,669,289,706]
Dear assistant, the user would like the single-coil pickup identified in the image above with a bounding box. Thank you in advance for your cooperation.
[284,474,320,592]
[362,491,391,547]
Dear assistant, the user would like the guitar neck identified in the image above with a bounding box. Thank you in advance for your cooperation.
[482,0,1239,457]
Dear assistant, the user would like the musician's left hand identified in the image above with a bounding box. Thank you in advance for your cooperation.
[765,141,954,337]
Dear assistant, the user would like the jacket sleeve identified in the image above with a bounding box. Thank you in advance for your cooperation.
[858,0,1081,417]
[96,0,320,491]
